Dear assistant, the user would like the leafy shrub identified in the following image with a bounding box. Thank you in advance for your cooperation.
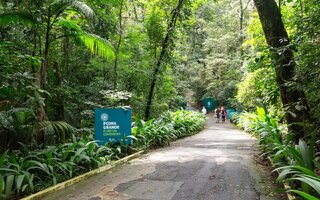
[233,107,284,154]
[132,110,205,149]
[0,136,111,199]
[234,107,320,199]
[236,68,280,111]
[232,111,259,132]
[276,165,320,199]
[273,136,320,199]
[165,110,206,136]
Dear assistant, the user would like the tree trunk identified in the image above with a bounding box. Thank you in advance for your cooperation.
[53,62,64,120]
[113,0,125,90]
[35,9,51,145]
[253,0,310,142]
[144,0,185,120]
[41,10,51,89]
[239,0,244,65]
[53,37,68,121]
[31,29,37,74]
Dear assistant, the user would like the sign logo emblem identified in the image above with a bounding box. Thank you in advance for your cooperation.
[100,113,109,121]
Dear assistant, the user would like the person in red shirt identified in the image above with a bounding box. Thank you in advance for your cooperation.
[221,106,227,123]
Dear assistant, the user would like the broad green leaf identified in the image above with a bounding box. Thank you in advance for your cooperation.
[15,174,25,193]
[5,175,14,197]
[288,190,319,200]
[0,176,4,195]
[288,176,320,194]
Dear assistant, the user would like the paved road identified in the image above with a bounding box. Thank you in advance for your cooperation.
[44,116,282,200]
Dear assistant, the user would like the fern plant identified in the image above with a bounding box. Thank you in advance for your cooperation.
[37,121,76,144]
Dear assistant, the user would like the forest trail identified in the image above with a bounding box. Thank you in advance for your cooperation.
[43,115,283,200]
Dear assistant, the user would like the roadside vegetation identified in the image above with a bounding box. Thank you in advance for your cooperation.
[234,109,320,199]
[0,110,205,199]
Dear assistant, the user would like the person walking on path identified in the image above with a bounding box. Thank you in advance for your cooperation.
[215,107,221,123]
[221,106,227,123]
[202,106,207,115]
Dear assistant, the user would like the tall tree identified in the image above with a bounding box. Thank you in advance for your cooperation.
[113,0,126,90]
[238,0,250,64]
[144,0,185,120]
[253,0,310,142]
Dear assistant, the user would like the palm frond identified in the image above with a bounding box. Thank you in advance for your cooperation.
[58,18,82,32]
[79,33,115,60]
[0,12,36,26]
[58,19,115,59]
[52,0,96,21]
[38,121,75,143]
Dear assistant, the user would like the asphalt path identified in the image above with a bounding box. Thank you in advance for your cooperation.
[44,115,283,200]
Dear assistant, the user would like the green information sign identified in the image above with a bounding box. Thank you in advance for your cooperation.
[94,108,132,145]
[203,98,217,111]
[226,109,236,119]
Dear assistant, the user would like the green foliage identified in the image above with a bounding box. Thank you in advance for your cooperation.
[292,0,320,124]
[146,11,165,47]
[275,138,317,169]
[0,12,36,26]
[239,0,320,126]
[79,33,115,60]
[272,133,320,198]
[0,108,34,151]
[288,190,319,200]
[236,68,280,111]
[132,110,205,149]
[276,165,320,199]
[234,107,320,198]
[58,19,115,59]
[132,118,172,148]
[0,106,78,150]
[243,11,267,52]
[38,121,76,144]
[185,0,245,106]
[0,137,111,199]
[234,107,284,155]
[53,0,96,21]
[232,112,258,133]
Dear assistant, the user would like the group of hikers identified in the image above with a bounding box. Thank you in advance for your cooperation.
[214,106,227,123]
[201,105,227,123]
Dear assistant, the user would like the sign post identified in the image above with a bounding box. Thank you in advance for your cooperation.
[94,108,132,145]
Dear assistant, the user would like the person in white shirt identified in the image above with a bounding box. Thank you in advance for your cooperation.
[202,107,207,115]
